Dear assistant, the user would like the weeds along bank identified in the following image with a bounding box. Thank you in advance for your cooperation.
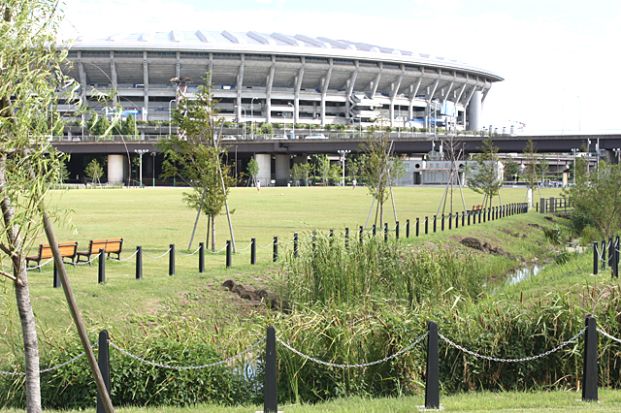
[2,214,621,408]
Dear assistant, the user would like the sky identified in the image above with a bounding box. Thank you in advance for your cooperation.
[59,0,621,133]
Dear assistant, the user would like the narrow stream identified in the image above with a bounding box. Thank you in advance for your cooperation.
[508,264,543,285]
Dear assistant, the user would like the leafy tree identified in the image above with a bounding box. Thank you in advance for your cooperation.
[346,157,361,182]
[361,134,394,225]
[314,154,331,185]
[329,162,342,185]
[467,137,502,208]
[84,159,104,184]
[538,156,549,184]
[161,73,234,251]
[0,1,79,410]
[246,157,259,186]
[523,139,539,192]
[504,160,520,183]
[568,160,621,240]
[291,162,311,186]
[87,111,111,136]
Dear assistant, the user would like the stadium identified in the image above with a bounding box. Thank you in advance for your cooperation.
[62,30,502,131]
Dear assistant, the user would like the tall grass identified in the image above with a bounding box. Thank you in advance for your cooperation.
[283,234,483,308]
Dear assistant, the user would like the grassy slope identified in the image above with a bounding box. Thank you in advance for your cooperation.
[0,186,565,360]
[1,390,620,412]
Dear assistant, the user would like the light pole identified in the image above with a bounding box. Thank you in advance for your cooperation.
[250,97,257,139]
[287,102,295,139]
[151,152,156,187]
[168,99,176,137]
[134,149,149,187]
[337,149,351,186]
[571,148,578,185]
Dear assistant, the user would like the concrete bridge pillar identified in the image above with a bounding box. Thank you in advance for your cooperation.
[107,154,127,185]
[255,154,271,187]
[467,90,482,131]
[275,154,291,186]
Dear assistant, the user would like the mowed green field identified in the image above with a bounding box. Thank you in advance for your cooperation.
[1,186,561,357]
[2,390,620,412]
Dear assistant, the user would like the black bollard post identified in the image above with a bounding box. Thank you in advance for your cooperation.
[609,238,614,268]
[225,241,232,268]
[478,209,482,224]
[135,246,142,280]
[53,262,60,288]
[198,242,205,273]
[294,233,299,258]
[601,240,607,270]
[96,330,111,413]
[582,316,599,402]
[372,224,377,237]
[169,244,175,276]
[98,249,105,284]
[467,211,471,226]
[441,214,445,231]
[345,227,350,249]
[251,238,256,265]
[264,326,278,413]
[424,216,428,235]
[425,321,440,409]
[272,236,278,262]
[359,226,364,243]
[406,219,410,238]
[448,213,452,230]
[395,221,400,240]
[329,229,334,241]
[415,218,420,237]
[593,242,599,275]
[433,215,437,233]
[461,211,465,227]
[384,223,388,242]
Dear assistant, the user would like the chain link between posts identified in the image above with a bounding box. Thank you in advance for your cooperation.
[180,246,202,256]
[0,345,97,376]
[118,249,139,261]
[438,329,586,363]
[146,247,172,260]
[276,332,428,369]
[597,328,621,345]
[26,258,54,271]
[109,338,263,371]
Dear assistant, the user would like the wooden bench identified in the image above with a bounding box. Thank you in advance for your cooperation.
[76,238,123,264]
[26,242,78,270]
[472,204,483,211]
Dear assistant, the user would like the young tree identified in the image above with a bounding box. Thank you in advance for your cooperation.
[504,160,520,183]
[568,160,621,240]
[246,157,259,186]
[314,154,331,185]
[361,134,394,226]
[467,137,502,208]
[329,162,342,185]
[0,2,114,411]
[291,162,310,186]
[161,73,234,251]
[84,159,104,185]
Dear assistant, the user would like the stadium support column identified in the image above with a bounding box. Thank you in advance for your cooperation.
[389,67,404,128]
[320,59,333,127]
[467,90,482,131]
[255,154,271,187]
[142,51,149,121]
[275,155,290,186]
[294,61,305,125]
[236,59,245,122]
[266,60,275,123]
[107,154,127,185]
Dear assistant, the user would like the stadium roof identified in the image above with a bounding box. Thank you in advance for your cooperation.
[68,30,503,81]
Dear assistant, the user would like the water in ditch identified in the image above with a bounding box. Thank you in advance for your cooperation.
[508,264,543,285]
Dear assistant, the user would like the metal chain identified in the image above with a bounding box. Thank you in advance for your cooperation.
[26,258,54,271]
[146,247,172,260]
[277,332,428,369]
[180,246,202,256]
[76,255,101,266]
[438,329,585,363]
[205,245,227,254]
[118,249,139,262]
[597,328,621,345]
[108,338,263,371]
[0,346,96,376]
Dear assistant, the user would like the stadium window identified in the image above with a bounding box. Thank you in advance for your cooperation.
[246,54,272,61]
[275,55,301,63]
[333,59,354,66]
[80,51,109,58]
[305,57,329,64]
[147,51,176,58]
[113,51,143,58]
[213,53,241,60]
[180,52,210,58]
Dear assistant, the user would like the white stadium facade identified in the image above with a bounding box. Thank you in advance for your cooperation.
[63,30,502,131]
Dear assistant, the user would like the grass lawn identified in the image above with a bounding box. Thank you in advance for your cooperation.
[0,186,564,356]
[1,390,620,412]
